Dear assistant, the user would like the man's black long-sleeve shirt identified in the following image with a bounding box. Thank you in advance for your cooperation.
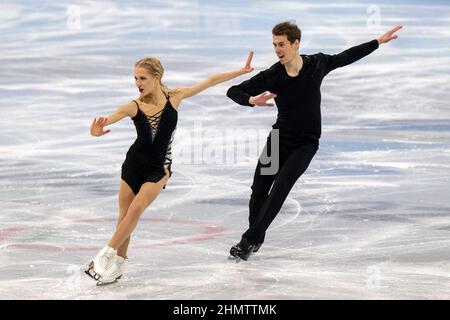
[227,39,379,148]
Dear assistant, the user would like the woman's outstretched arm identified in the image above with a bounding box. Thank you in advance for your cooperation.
[90,101,136,137]
[175,52,255,101]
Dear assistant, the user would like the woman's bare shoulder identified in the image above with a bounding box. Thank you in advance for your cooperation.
[169,89,184,109]
[119,100,139,117]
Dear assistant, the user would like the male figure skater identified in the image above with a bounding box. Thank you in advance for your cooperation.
[227,21,402,260]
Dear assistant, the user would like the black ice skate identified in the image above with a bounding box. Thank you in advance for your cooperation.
[229,237,256,261]
[252,242,263,253]
[229,241,263,258]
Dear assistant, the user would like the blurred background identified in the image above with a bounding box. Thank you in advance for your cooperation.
[0,0,449,299]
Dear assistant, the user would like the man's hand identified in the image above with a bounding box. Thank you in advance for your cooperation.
[377,25,402,45]
[249,91,277,107]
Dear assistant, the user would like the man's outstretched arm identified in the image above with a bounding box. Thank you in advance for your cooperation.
[325,25,402,74]
[377,25,402,45]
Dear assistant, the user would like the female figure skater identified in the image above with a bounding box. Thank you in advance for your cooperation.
[86,53,254,284]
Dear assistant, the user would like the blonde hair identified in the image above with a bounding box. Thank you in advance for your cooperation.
[135,57,178,103]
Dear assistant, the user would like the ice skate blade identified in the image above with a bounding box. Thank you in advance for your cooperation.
[84,267,101,281]
[236,252,252,261]
[228,255,247,263]
[84,261,100,281]
[228,251,252,261]
[96,279,117,286]
[96,275,122,286]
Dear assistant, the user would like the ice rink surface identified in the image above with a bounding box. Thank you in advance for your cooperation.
[1,0,450,299]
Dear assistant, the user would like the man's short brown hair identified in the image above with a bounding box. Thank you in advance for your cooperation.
[272,20,301,44]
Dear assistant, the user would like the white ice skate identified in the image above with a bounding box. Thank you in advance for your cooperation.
[84,246,119,285]
[95,255,128,286]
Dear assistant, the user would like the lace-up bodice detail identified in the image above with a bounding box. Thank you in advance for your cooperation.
[145,108,164,142]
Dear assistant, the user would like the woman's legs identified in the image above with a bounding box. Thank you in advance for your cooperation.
[116,180,136,258]
[108,169,170,251]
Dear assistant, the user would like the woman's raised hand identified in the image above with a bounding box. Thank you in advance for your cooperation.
[90,117,111,136]
[240,51,254,74]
